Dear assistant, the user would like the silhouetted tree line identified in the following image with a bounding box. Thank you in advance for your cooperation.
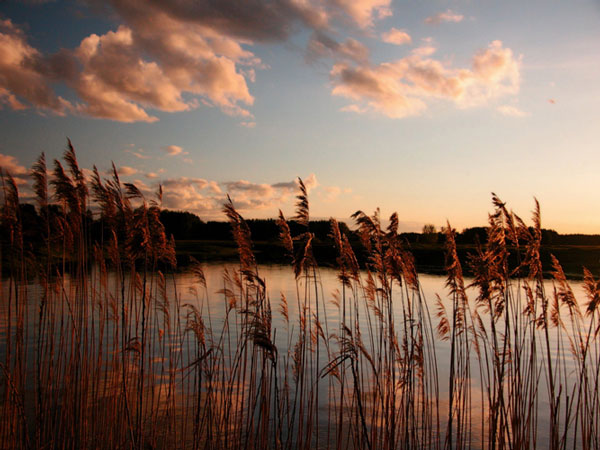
[5,205,600,277]
[7,206,600,249]
[158,210,353,243]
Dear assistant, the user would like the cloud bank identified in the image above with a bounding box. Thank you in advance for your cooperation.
[0,0,394,123]
[0,1,521,123]
[332,40,521,118]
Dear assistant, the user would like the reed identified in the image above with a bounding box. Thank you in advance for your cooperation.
[1,142,599,449]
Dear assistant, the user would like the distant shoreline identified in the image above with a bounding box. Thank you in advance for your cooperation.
[173,239,600,280]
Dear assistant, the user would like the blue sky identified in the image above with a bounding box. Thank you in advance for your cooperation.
[1,0,600,232]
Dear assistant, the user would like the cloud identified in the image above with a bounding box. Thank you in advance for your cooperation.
[223,181,292,212]
[424,10,464,25]
[118,0,327,42]
[150,174,317,219]
[1,0,351,122]
[322,185,341,201]
[1,0,265,122]
[224,180,275,197]
[307,32,369,63]
[118,165,138,176]
[156,177,214,211]
[162,145,187,156]
[208,181,222,194]
[381,28,411,46]
[332,40,521,118]
[332,0,392,28]
[302,173,318,192]
[0,19,71,114]
[339,103,368,114]
[497,104,529,117]
[126,149,150,159]
[0,2,517,125]
[331,63,427,118]
[0,153,30,192]
[0,152,329,221]
[0,153,28,176]
[72,15,256,121]
[162,177,209,191]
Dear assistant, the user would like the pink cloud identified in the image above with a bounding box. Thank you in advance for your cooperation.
[332,40,521,118]
[332,0,392,28]
[302,173,319,192]
[208,181,222,194]
[127,149,150,159]
[381,28,412,46]
[0,153,30,191]
[70,16,256,122]
[331,63,427,118]
[1,2,261,122]
[307,32,369,63]
[162,145,187,156]
[321,185,341,202]
[4,0,395,124]
[318,184,350,202]
[424,10,464,25]
[496,105,529,117]
[118,166,138,176]
[0,19,71,114]
[0,153,27,176]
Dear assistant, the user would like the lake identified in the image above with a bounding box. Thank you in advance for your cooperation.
[0,261,597,449]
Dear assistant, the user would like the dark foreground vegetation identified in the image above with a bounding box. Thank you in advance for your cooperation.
[2,142,600,449]
[10,200,600,278]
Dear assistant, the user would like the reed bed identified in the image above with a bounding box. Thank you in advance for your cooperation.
[1,143,599,449]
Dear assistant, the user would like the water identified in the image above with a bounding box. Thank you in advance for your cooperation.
[0,263,596,449]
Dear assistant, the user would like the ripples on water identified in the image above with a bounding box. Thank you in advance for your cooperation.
[0,264,594,449]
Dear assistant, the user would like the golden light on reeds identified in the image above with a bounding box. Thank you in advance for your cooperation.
[1,141,600,449]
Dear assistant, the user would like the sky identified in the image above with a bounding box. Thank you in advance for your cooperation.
[1,0,600,233]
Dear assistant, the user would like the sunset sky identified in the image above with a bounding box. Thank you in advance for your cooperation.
[1,0,600,232]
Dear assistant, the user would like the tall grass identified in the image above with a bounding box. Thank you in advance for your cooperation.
[1,143,599,449]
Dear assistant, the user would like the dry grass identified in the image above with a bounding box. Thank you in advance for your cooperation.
[1,143,599,449]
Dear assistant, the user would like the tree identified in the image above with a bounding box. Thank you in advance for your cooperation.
[421,223,438,244]
[422,224,436,234]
